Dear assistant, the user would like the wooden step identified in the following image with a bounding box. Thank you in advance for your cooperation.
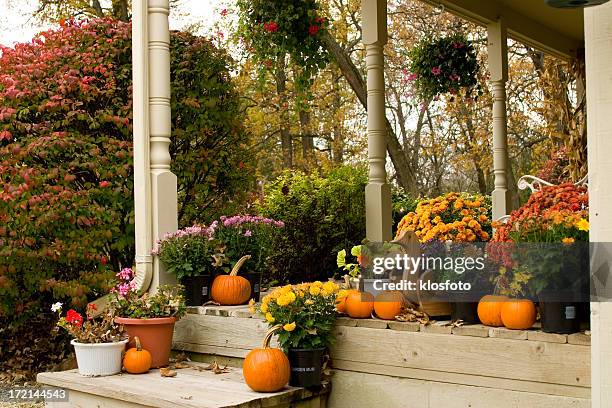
[37,363,329,408]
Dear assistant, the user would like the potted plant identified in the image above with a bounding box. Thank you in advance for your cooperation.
[111,267,186,368]
[251,281,340,387]
[155,224,217,306]
[211,215,285,302]
[396,192,492,321]
[53,302,127,376]
[491,183,590,334]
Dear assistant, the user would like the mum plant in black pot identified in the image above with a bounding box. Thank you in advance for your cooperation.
[252,281,340,387]
[155,225,217,306]
[491,183,590,334]
[212,215,285,302]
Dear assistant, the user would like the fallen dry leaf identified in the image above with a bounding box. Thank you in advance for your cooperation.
[160,367,177,377]
[200,360,230,374]
[203,300,221,306]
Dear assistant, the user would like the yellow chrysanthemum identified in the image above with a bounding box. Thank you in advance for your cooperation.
[309,285,321,296]
[276,294,290,306]
[265,312,275,323]
[260,302,269,313]
[281,284,293,294]
[286,291,296,304]
[337,289,349,299]
[283,322,296,332]
[576,219,589,232]
[305,299,314,305]
[312,281,323,287]
[562,237,575,244]
[322,281,337,293]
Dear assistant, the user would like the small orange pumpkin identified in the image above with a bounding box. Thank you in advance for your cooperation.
[501,299,536,330]
[477,295,508,327]
[243,325,290,392]
[374,291,404,320]
[211,255,252,305]
[123,336,152,374]
[346,291,374,318]
[336,289,358,314]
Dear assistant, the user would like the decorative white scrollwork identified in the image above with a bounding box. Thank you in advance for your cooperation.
[517,174,588,193]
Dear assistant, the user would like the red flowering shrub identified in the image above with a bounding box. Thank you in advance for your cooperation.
[0,19,253,323]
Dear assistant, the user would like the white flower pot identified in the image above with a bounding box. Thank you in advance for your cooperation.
[71,339,128,376]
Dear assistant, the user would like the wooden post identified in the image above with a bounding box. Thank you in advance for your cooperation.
[363,0,392,242]
[487,19,511,221]
[132,0,153,291]
[148,0,177,291]
[585,3,612,405]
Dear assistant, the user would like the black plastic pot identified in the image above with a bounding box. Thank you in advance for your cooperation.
[288,347,325,388]
[245,271,263,302]
[539,290,581,334]
[450,301,480,323]
[182,275,213,306]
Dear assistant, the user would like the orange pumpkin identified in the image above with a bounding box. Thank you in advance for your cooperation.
[374,291,404,320]
[336,289,358,314]
[477,295,508,327]
[501,299,536,330]
[123,336,152,374]
[243,325,290,392]
[211,255,252,305]
[345,291,374,318]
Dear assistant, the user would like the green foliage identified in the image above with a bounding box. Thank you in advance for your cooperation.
[406,34,478,100]
[256,166,367,284]
[156,226,216,280]
[111,267,186,319]
[0,19,252,324]
[237,0,329,100]
[392,187,419,235]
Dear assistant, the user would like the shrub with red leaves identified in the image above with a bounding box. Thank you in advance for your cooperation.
[0,19,253,324]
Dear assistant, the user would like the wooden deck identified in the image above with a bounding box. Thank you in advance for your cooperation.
[37,363,329,408]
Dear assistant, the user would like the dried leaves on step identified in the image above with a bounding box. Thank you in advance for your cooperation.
[395,305,430,325]
[160,367,177,377]
[202,300,221,306]
[444,320,465,328]
[194,360,230,374]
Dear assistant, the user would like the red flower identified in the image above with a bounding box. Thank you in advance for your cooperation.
[263,21,279,33]
[431,67,442,75]
[220,9,228,17]
[100,256,108,265]
[0,130,12,141]
[99,181,110,188]
[308,25,320,36]
[66,309,83,327]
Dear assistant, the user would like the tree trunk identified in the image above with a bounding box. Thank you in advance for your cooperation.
[111,0,129,21]
[321,31,417,194]
[275,55,293,168]
[299,109,314,160]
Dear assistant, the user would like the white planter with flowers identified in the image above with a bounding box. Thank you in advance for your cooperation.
[52,302,128,377]
[71,339,128,376]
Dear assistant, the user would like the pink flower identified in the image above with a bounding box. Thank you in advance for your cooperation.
[99,180,110,188]
[0,130,11,141]
[431,67,442,76]
[452,42,465,49]
[244,230,252,237]
[448,73,460,81]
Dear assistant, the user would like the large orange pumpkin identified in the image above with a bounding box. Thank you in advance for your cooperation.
[123,336,152,374]
[346,291,374,318]
[501,299,536,330]
[477,295,508,327]
[211,255,252,305]
[243,325,290,392]
[374,291,404,320]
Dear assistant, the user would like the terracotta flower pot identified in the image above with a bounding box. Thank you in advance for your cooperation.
[114,317,176,368]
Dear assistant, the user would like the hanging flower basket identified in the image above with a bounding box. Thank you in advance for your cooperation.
[406,34,479,101]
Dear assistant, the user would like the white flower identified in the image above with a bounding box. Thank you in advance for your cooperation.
[51,302,63,313]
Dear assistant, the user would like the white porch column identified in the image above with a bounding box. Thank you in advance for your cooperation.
[487,19,511,221]
[363,0,392,242]
[585,3,612,406]
[132,0,153,292]
[147,0,177,291]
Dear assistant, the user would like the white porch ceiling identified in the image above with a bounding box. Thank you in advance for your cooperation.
[420,0,584,60]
